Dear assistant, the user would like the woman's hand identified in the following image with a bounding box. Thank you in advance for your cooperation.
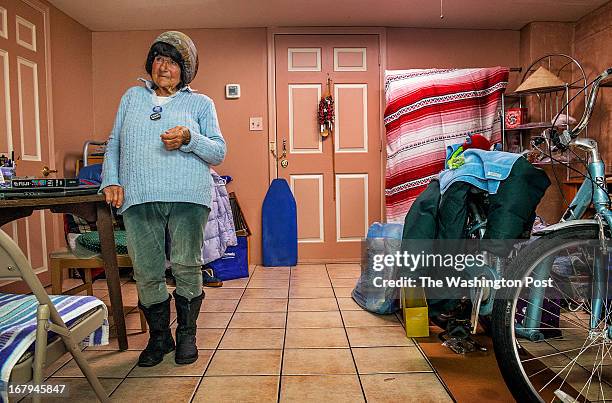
[102,185,124,208]
[161,126,191,150]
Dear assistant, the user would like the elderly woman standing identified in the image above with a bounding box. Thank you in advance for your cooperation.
[100,31,226,367]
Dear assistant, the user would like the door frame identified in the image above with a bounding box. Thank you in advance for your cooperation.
[23,0,58,259]
[266,27,387,222]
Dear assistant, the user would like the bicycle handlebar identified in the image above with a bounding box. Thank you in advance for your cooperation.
[567,67,612,139]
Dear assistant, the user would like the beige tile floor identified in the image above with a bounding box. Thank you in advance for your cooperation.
[38,264,453,402]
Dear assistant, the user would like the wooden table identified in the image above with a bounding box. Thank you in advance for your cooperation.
[0,194,128,350]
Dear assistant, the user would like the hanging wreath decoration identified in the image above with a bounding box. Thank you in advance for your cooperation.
[318,95,334,137]
[318,79,334,138]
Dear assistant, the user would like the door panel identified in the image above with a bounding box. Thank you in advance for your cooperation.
[17,56,41,160]
[0,0,53,288]
[291,174,324,243]
[0,49,10,154]
[335,84,367,152]
[288,48,320,71]
[275,34,381,262]
[336,174,368,242]
[289,85,321,152]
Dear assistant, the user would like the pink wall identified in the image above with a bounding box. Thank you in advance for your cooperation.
[387,28,521,88]
[48,6,94,177]
[47,4,94,249]
[574,1,612,165]
[91,29,269,263]
[519,22,574,70]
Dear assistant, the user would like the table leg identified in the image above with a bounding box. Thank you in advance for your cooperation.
[96,202,128,350]
[50,258,63,295]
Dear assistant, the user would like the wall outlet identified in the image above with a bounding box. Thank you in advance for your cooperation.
[249,117,263,131]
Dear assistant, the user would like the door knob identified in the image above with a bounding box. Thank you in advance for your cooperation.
[41,166,58,177]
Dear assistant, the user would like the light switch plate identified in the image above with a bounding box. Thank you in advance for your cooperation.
[249,117,263,131]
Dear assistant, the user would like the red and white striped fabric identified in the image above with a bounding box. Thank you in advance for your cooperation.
[384,67,509,223]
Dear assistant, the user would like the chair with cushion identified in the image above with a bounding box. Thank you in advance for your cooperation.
[48,162,146,333]
[0,229,109,402]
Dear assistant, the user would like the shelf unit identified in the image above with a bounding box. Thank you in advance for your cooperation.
[501,54,588,180]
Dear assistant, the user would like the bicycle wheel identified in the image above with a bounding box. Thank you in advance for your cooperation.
[492,225,612,402]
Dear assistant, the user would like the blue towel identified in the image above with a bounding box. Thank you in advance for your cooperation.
[439,146,522,194]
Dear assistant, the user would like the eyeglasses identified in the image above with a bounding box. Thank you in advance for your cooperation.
[153,55,179,69]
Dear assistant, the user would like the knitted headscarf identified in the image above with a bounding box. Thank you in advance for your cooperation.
[152,31,199,84]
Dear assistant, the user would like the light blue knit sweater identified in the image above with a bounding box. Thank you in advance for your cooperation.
[100,80,226,214]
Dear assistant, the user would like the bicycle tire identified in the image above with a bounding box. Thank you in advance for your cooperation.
[491,224,603,403]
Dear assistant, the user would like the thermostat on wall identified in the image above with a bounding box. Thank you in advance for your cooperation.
[225,84,240,99]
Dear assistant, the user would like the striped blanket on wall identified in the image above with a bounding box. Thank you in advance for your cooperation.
[0,293,108,398]
[384,67,509,223]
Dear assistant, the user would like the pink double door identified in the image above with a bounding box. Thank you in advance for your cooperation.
[274,34,382,262]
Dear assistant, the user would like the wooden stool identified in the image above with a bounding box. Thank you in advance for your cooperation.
[49,249,147,332]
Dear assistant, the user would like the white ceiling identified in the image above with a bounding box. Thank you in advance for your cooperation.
[48,0,609,31]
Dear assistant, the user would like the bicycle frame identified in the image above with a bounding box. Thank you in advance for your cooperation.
[519,140,612,340]
[513,69,612,341]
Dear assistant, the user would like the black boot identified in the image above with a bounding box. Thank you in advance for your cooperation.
[138,294,175,367]
[173,290,203,364]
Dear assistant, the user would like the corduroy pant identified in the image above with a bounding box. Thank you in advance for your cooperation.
[123,202,209,307]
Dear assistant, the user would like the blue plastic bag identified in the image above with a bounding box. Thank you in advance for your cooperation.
[352,222,403,314]
[208,236,249,281]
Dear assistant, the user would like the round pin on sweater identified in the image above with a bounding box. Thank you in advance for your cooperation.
[150,105,162,121]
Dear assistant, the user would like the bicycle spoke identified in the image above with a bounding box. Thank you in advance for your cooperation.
[517,327,586,331]
[578,339,604,401]
[536,289,594,330]
[518,312,575,332]
[580,337,612,402]
[548,275,594,318]
[595,343,611,403]
[522,341,606,364]
[528,366,553,379]
[550,277,593,315]
[539,333,601,393]
[559,246,594,315]
[518,297,591,332]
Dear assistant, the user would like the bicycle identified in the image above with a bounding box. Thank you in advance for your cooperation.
[487,67,612,402]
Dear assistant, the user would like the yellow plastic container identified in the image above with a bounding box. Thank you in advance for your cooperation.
[400,286,429,338]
